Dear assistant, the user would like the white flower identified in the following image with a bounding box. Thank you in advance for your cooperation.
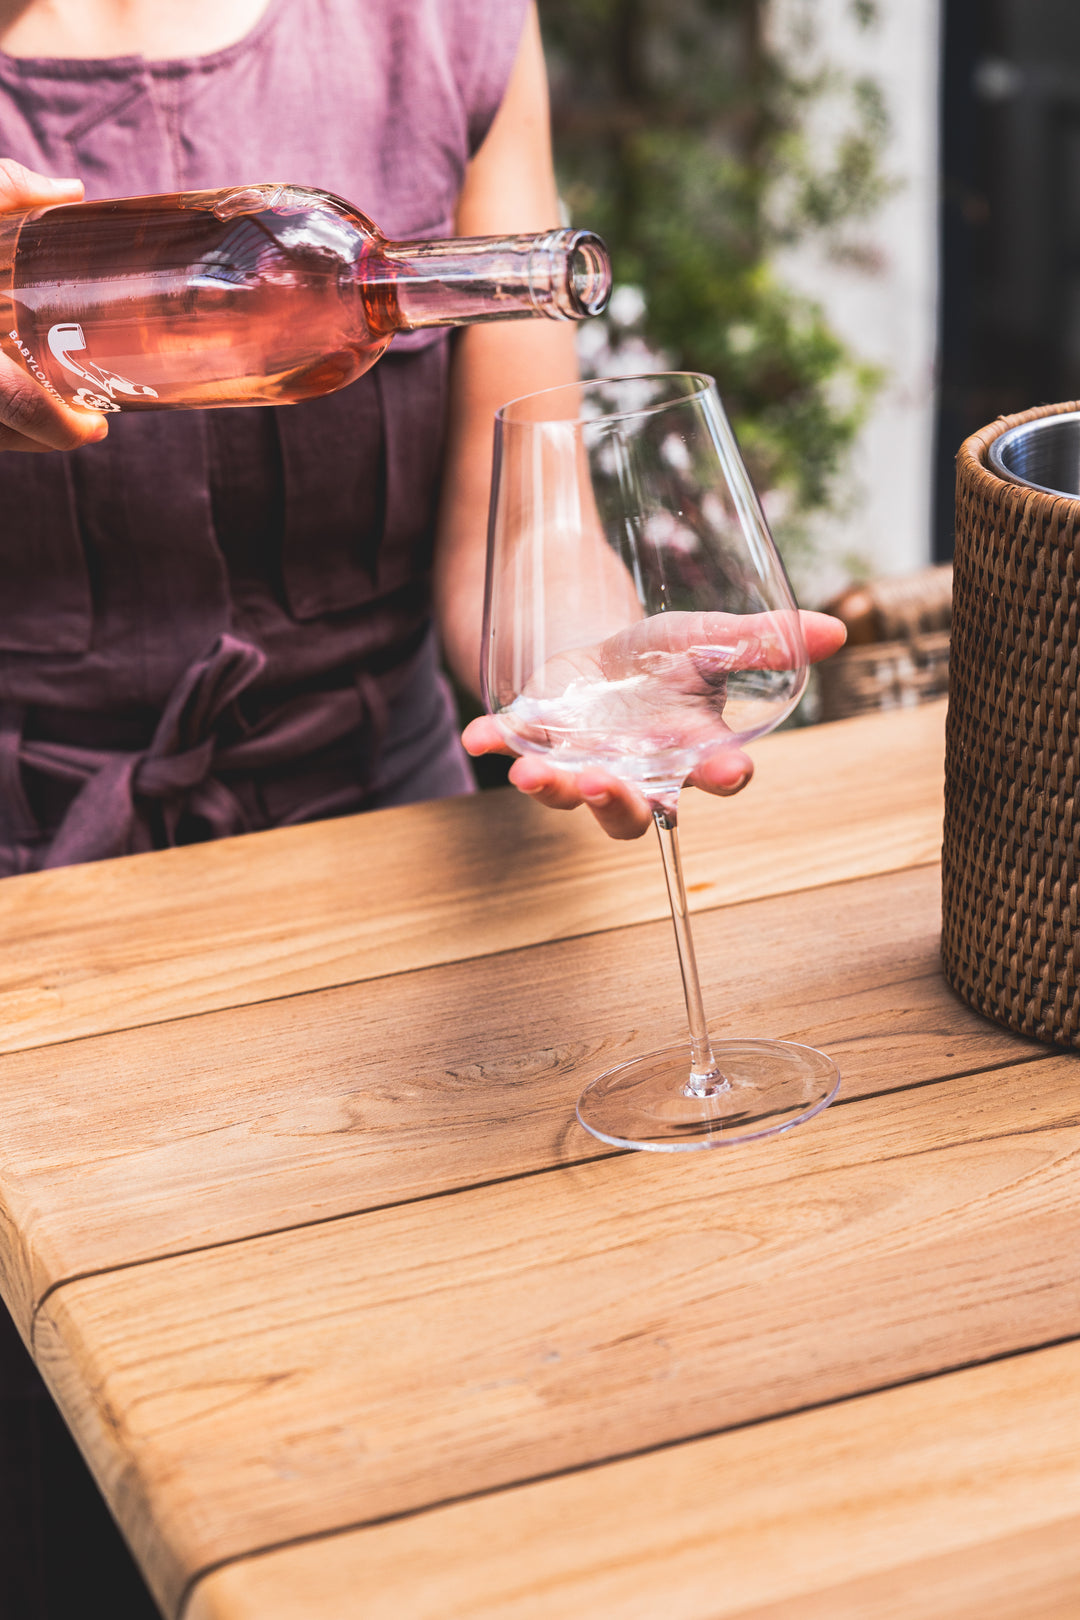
[607,284,648,328]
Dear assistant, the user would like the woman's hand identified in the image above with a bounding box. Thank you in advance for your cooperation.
[462,609,847,839]
[0,159,110,452]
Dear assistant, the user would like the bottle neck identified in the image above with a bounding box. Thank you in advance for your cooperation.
[376,229,611,330]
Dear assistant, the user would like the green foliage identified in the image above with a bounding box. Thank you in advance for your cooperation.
[541,0,891,546]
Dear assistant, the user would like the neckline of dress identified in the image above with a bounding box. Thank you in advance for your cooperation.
[0,0,290,79]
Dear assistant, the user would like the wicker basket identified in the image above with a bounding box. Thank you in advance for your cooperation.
[943,399,1080,1045]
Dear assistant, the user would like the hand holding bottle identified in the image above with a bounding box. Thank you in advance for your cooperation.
[0,160,110,452]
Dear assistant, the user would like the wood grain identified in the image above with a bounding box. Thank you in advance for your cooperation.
[34,1048,1080,1616]
[0,702,945,1055]
[8,697,1064,1620]
[184,1342,1080,1620]
[0,862,1042,1338]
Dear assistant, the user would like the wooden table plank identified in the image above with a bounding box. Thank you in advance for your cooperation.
[0,863,1043,1339]
[34,1046,1080,1617]
[9,697,1065,1620]
[0,702,945,1055]
[184,1342,1080,1620]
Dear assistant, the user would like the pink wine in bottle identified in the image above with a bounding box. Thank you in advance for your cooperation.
[0,183,611,413]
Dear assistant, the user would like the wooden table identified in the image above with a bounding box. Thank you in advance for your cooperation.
[2,698,1079,1620]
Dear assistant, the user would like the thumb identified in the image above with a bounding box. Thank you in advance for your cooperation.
[0,159,83,213]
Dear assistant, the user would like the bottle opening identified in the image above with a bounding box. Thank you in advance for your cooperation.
[528,230,612,321]
[567,234,612,319]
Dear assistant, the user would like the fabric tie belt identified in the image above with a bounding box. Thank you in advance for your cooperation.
[0,634,396,875]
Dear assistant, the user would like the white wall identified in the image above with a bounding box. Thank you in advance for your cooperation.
[768,0,942,600]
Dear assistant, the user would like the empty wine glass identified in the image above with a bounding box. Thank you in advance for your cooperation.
[482,372,839,1151]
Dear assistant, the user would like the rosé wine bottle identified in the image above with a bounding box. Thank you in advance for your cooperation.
[0,183,611,414]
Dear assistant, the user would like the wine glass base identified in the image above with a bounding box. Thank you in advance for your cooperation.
[576,1039,839,1152]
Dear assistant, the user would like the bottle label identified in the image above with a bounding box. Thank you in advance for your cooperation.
[6,330,66,406]
[45,322,160,411]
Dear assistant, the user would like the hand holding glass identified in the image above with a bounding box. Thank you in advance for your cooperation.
[482,373,841,1151]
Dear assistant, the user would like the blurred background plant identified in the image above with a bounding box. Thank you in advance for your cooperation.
[540,0,895,590]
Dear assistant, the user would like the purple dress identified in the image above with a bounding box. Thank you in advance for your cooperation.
[0,0,529,875]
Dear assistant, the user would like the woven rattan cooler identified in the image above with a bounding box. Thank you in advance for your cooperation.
[944,400,1080,1045]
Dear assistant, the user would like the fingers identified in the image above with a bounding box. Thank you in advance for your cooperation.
[508,755,655,839]
[464,712,757,835]
[0,161,105,451]
[574,770,655,839]
[0,424,57,453]
[692,609,845,668]
[688,749,754,797]
[0,159,83,212]
[604,609,847,676]
[577,750,756,834]
[0,350,109,451]
[464,717,756,839]
[683,609,846,672]
[461,714,519,758]
[508,755,579,808]
[799,610,848,662]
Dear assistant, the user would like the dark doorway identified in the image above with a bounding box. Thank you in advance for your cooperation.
[935,0,1080,557]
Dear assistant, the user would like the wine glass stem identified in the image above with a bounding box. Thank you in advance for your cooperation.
[652,804,724,1096]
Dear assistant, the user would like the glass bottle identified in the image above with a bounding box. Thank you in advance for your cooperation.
[0,183,611,414]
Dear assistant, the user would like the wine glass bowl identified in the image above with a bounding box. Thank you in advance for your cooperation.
[482,372,839,1150]
[485,374,808,792]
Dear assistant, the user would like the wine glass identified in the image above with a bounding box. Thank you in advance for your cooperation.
[481,372,839,1151]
